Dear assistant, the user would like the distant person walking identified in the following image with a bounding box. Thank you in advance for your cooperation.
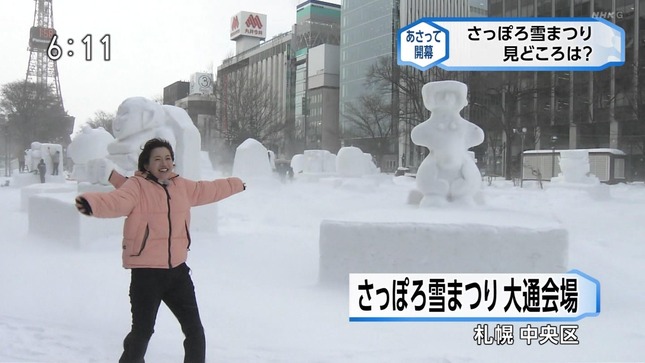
[37,159,46,183]
[51,150,60,175]
[18,152,25,173]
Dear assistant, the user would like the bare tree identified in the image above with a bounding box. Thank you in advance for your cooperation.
[0,80,73,151]
[343,93,394,166]
[467,69,564,180]
[365,55,463,127]
[85,110,115,135]
[214,70,286,154]
[363,55,472,169]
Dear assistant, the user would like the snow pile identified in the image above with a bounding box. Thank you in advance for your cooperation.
[232,138,274,182]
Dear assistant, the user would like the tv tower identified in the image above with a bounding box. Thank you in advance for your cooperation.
[25,0,63,109]
[24,0,73,142]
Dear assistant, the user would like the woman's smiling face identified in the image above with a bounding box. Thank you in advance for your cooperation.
[145,146,174,181]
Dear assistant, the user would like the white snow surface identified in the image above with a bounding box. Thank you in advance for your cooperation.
[0,173,644,362]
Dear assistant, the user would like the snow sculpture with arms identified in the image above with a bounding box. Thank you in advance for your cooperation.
[410,80,484,207]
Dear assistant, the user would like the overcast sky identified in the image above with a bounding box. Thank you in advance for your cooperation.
[0,0,340,133]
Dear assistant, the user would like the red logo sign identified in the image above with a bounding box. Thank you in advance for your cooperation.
[231,16,239,31]
[245,14,263,29]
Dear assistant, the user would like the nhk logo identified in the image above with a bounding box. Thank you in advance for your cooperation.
[245,14,263,29]
[231,16,239,31]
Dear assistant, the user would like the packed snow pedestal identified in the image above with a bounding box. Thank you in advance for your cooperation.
[319,207,568,285]
[28,191,123,248]
[20,182,77,211]
[28,188,220,248]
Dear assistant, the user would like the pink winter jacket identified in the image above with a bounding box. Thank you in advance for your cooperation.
[80,173,245,269]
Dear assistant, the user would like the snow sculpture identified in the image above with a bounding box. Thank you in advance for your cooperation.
[552,150,599,184]
[291,154,304,174]
[232,138,273,179]
[67,125,114,182]
[410,80,484,206]
[303,150,336,174]
[26,142,63,177]
[336,146,378,177]
[105,97,201,180]
[161,104,202,180]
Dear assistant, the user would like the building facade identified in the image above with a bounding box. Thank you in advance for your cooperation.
[163,78,217,153]
[217,22,294,160]
[294,0,341,154]
[215,1,341,162]
[485,0,644,179]
[340,0,471,172]
[339,0,399,171]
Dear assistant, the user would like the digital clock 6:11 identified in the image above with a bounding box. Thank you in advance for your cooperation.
[47,34,111,61]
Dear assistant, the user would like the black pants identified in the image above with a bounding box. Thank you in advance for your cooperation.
[119,263,205,363]
[52,162,59,175]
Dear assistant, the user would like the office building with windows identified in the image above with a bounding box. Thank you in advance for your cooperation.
[340,0,470,172]
[485,0,644,178]
[216,1,340,161]
[294,0,341,154]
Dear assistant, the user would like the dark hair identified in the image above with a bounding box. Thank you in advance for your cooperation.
[138,138,174,172]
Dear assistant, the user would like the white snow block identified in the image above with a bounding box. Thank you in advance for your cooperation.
[28,192,123,248]
[21,183,77,211]
[319,208,568,285]
[11,172,42,188]
[27,192,218,248]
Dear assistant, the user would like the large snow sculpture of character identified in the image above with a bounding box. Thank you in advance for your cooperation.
[410,80,485,207]
[107,97,176,174]
[101,97,201,181]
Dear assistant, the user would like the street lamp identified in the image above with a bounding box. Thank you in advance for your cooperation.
[514,127,527,186]
[551,135,558,180]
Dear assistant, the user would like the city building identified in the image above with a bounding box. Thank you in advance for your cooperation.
[339,0,399,172]
[483,0,644,179]
[340,0,470,172]
[294,0,341,154]
[163,81,189,106]
[163,75,217,152]
[217,11,295,160]
[215,1,341,162]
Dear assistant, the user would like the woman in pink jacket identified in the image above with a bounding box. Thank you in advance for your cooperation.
[75,138,245,363]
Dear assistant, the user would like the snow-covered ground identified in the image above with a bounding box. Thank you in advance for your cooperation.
[0,173,644,362]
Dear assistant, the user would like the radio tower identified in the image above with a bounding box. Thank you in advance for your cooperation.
[25,0,63,110]
[23,0,73,143]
